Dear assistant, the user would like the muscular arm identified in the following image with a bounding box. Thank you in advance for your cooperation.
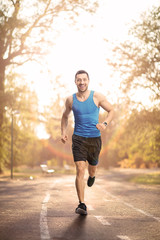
[61,96,72,143]
[99,95,114,125]
[94,92,114,131]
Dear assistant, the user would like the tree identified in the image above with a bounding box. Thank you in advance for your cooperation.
[0,81,41,172]
[43,79,69,139]
[107,6,160,106]
[0,0,98,173]
[98,103,127,168]
[0,0,98,129]
[42,85,74,167]
[0,115,11,172]
[117,108,160,168]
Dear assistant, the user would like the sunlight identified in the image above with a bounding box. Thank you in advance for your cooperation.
[36,123,50,139]
[21,0,159,138]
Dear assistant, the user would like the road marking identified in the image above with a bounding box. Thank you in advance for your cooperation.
[40,192,50,240]
[117,235,131,240]
[64,184,74,187]
[124,202,160,222]
[104,198,115,202]
[97,186,160,223]
[94,215,111,225]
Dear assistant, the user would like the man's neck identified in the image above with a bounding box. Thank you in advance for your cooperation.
[77,90,90,100]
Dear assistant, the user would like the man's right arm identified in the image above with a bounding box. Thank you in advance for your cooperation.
[61,96,72,143]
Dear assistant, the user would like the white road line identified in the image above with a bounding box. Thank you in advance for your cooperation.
[94,215,111,225]
[40,192,50,240]
[124,202,160,222]
[117,235,131,240]
[104,198,115,202]
[64,184,74,187]
[97,186,160,223]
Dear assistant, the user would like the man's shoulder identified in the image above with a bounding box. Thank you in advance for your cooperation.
[66,95,73,101]
[66,95,73,108]
[93,91,104,99]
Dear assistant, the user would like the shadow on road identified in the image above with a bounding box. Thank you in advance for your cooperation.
[56,215,87,240]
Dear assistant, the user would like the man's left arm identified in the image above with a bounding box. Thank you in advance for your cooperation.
[96,93,114,131]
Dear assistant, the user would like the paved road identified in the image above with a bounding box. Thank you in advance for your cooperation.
[0,168,160,240]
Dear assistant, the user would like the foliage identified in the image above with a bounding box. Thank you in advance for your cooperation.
[117,108,160,168]
[98,106,160,169]
[0,82,43,172]
[103,6,160,169]
[0,0,98,173]
[98,103,126,168]
[0,116,11,173]
[0,0,98,66]
[130,172,160,185]
[43,80,68,139]
[15,131,43,167]
[107,6,160,106]
[0,0,98,129]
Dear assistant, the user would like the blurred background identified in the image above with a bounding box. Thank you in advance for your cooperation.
[0,0,160,176]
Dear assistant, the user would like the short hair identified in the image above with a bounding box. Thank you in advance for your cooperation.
[75,70,89,80]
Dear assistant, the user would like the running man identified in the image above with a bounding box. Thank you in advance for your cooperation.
[61,70,114,215]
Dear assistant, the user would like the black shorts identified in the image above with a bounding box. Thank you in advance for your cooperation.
[72,134,102,166]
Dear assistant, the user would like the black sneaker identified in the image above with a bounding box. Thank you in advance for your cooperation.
[75,203,87,215]
[87,176,95,187]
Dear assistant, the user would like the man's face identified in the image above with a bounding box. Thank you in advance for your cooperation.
[75,73,89,93]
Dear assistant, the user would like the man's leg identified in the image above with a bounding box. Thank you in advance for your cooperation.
[88,164,97,178]
[75,161,86,203]
[87,136,101,187]
[87,164,97,187]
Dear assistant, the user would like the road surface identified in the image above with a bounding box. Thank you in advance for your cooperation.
[0,168,160,240]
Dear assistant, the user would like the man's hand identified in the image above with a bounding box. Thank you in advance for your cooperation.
[61,135,68,144]
[96,123,107,131]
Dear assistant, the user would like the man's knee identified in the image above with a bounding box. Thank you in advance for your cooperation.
[75,161,86,176]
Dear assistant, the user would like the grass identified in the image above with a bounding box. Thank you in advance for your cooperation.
[130,172,160,185]
[0,165,76,181]
[1,166,160,185]
[0,167,41,180]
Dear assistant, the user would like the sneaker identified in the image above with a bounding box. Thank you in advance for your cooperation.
[75,203,87,215]
[87,176,95,187]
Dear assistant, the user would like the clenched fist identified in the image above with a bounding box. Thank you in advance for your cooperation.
[61,135,68,144]
[96,123,107,131]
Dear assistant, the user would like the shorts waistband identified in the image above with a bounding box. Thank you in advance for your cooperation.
[73,134,101,140]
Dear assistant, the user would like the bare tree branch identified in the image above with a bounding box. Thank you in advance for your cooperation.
[10,0,15,6]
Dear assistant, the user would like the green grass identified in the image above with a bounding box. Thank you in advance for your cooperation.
[130,172,160,185]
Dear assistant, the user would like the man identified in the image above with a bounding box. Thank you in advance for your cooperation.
[61,70,114,215]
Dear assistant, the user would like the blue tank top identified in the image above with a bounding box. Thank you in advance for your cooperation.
[72,90,100,137]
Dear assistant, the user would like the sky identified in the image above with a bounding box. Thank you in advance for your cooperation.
[22,0,160,138]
